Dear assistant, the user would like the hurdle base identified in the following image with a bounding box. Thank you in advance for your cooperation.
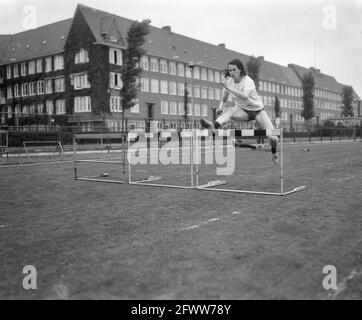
[196,185,306,196]
[197,180,226,189]
[76,177,125,184]
[129,181,195,189]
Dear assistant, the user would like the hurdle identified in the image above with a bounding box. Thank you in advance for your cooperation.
[73,133,125,184]
[128,130,200,189]
[196,128,306,196]
[22,140,64,159]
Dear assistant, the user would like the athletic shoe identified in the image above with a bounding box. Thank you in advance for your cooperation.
[200,118,215,130]
[272,153,279,164]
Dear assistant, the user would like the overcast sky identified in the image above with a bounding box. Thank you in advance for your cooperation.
[1,0,362,97]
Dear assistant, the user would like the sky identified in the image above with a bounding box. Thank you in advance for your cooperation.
[1,0,362,97]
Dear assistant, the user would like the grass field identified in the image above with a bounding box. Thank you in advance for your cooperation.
[0,141,361,300]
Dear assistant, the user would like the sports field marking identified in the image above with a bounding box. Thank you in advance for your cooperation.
[180,212,249,232]
[0,160,74,168]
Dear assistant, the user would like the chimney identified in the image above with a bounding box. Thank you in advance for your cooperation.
[258,56,264,60]
[218,43,226,49]
[162,25,171,32]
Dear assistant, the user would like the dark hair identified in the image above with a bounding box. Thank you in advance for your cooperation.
[222,69,230,78]
[228,59,247,76]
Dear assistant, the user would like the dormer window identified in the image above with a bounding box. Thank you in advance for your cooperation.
[110,36,118,42]
[109,48,122,65]
[75,49,89,64]
[42,40,47,45]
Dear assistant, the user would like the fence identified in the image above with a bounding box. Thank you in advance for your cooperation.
[2,120,362,149]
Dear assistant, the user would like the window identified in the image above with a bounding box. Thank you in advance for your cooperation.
[13,64,19,78]
[169,81,176,95]
[215,71,220,83]
[208,88,214,100]
[28,61,36,74]
[7,86,13,99]
[178,102,185,115]
[21,63,27,76]
[201,68,207,81]
[169,101,177,115]
[130,100,139,113]
[208,69,214,82]
[160,60,168,73]
[45,79,53,94]
[150,79,159,93]
[55,99,66,114]
[14,84,20,98]
[45,57,52,72]
[194,86,200,98]
[22,105,28,115]
[186,66,192,78]
[37,103,43,114]
[202,104,208,117]
[110,96,122,112]
[29,104,36,114]
[37,81,44,94]
[177,63,185,77]
[46,100,54,114]
[201,87,207,99]
[74,96,91,112]
[185,103,191,116]
[21,83,28,97]
[7,106,12,118]
[73,73,90,90]
[109,72,122,89]
[6,65,12,79]
[178,83,185,96]
[193,67,200,79]
[194,103,201,116]
[150,58,159,72]
[161,100,168,115]
[141,56,149,70]
[76,49,89,64]
[160,80,168,94]
[29,82,36,96]
[15,105,21,115]
[140,77,149,92]
[109,48,122,65]
[36,59,43,73]
[215,88,221,100]
[54,55,64,70]
[186,84,193,97]
[169,62,176,75]
[55,77,65,92]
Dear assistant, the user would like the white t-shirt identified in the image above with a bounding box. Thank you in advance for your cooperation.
[226,75,264,111]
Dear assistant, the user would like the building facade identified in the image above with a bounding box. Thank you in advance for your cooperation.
[0,4,360,132]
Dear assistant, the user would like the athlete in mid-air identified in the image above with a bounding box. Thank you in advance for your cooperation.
[200,58,279,164]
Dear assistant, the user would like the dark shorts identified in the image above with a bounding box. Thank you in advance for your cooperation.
[243,108,264,122]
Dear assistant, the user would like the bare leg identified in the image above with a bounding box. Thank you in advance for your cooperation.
[255,110,279,164]
[217,106,249,126]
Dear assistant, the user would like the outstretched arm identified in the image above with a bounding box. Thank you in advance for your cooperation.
[216,87,229,114]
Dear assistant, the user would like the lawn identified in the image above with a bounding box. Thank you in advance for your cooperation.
[0,141,361,299]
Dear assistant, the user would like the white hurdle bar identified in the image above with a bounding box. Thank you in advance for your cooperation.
[196,128,306,196]
[73,133,125,184]
[128,130,196,189]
